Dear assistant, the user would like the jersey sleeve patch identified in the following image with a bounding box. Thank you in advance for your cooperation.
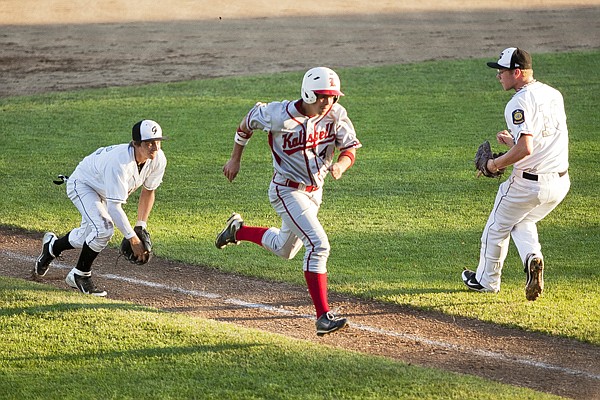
[512,109,525,125]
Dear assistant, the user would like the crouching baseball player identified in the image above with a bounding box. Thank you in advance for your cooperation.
[216,67,362,336]
[33,120,167,296]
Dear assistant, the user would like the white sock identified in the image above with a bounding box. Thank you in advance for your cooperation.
[72,268,91,277]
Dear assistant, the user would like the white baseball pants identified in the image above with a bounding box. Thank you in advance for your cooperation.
[66,179,115,253]
[262,184,330,274]
[476,171,570,291]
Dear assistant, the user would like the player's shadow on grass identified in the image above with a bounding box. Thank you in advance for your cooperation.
[0,301,162,318]
[0,283,162,317]
[387,287,465,295]
[4,342,263,363]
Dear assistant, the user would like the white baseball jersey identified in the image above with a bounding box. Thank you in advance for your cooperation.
[505,81,569,174]
[69,143,167,203]
[246,100,362,188]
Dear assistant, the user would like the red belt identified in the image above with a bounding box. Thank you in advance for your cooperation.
[281,180,319,192]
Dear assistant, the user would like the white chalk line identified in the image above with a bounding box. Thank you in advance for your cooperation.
[4,250,599,381]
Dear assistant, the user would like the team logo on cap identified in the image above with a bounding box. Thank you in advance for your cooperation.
[152,125,158,135]
[512,109,525,125]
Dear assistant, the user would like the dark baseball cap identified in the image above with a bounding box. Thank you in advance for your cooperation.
[132,119,168,142]
[487,47,532,70]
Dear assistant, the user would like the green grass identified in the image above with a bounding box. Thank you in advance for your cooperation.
[1,51,599,348]
[0,277,564,399]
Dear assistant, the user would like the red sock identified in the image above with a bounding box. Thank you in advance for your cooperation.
[304,271,329,318]
[236,226,268,246]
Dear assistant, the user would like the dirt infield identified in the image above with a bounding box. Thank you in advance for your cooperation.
[1,1,600,398]
[1,1,600,97]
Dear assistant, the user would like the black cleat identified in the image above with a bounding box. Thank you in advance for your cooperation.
[215,213,244,249]
[525,254,544,301]
[316,312,348,336]
[461,269,494,293]
[34,232,57,277]
[66,269,107,297]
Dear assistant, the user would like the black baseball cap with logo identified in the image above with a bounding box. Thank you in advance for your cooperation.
[132,119,168,142]
[487,47,532,70]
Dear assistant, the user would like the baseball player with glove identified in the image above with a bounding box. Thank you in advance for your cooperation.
[33,119,167,296]
[216,67,361,336]
[463,48,570,300]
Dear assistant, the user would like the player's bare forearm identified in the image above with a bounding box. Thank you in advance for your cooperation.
[223,143,245,182]
[137,188,155,223]
[489,134,532,171]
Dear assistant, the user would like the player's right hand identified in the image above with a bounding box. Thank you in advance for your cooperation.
[222,159,241,182]
[129,236,148,263]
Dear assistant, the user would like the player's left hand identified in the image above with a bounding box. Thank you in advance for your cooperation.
[474,140,505,178]
[329,163,344,180]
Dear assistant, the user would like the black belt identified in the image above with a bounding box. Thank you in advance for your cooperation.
[522,171,567,181]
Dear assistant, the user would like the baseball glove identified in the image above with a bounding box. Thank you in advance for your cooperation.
[474,140,506,178]
[119,226,152,265]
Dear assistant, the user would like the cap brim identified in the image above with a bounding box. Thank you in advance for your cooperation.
[487,62,506,69]
[142,136,168,141]
[314,89,344,96]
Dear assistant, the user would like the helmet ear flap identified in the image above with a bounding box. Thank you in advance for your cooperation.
[302,88,317,104]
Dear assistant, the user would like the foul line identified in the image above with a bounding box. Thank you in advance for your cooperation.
[5,250,599,381]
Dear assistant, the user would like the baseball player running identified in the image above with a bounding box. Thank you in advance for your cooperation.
[216,67,362,336]
[463,48,570,300]
[33,120,168,296]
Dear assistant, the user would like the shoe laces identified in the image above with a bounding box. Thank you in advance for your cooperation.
[326,308,343,320]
